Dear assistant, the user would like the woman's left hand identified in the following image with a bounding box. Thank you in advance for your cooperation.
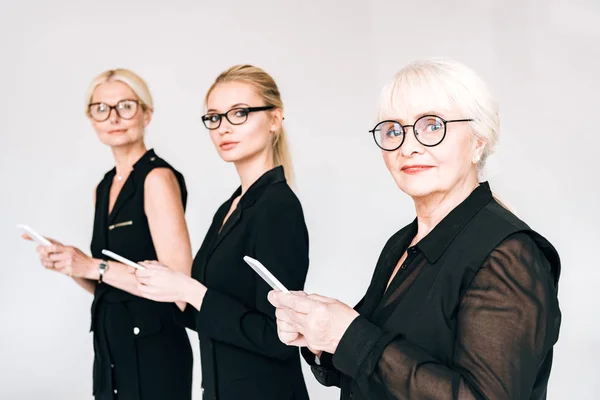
[268,291,359,355]
[136,261,204,305]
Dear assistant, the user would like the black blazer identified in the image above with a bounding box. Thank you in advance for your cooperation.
[90,149,193,400]
[178,166,310,400]
[303,182,561,400]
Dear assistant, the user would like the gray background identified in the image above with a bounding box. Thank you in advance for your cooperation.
[1,0,598,398]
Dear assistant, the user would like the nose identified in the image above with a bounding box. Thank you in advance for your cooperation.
[400,126,424,157]
[217,118,233,135]
[108,108,121,124]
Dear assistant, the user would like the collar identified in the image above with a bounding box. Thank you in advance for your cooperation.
[107,148,156,180]
[229,165,287,208]
[417,182,493,264]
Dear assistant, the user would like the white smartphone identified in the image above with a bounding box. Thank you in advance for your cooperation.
[17,224,52,247]
[101,249,146,270]
[243,255,289,293]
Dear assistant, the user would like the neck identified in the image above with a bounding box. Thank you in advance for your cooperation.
[412,174,479,243]
[234,150,275,195]
[111,142,147,179]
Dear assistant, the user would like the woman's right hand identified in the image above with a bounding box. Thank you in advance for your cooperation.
[274,291,312,346]
[22,234,62,271]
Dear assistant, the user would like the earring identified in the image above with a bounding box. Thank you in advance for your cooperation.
[473,154,481,163]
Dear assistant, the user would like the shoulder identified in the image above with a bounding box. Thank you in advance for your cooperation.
[139,152,185,182]
[141,152,185,191]
[144,167,181,196]
[259,182,304,215]
[484,232,556,288]
[251,183,307,234]
[490,231,540,260]
[480,199,530,231]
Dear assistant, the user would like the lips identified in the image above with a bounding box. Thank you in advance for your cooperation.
[107,129,127,135]
[401,165,434,174]
[220,141,238,150]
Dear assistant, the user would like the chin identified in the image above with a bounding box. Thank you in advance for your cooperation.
[99,135,140,149]
[217,150,242,163]
[217,146,261,164]
[395,178,439,199]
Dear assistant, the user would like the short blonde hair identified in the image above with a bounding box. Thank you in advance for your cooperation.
[84,68,154,115]
[377,58,499,169]
[205,65,294,184]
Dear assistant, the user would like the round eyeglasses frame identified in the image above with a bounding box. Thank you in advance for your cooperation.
[369,115,474,151]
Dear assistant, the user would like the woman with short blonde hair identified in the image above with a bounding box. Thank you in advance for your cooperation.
[29,68,194,399]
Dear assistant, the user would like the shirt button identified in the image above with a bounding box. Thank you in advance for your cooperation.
[150,157,156,161]
[111,364,114,368]
[133,327,140,335]
[114,389,118,394]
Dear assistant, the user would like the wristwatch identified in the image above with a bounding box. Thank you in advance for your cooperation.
[98,260,109,284]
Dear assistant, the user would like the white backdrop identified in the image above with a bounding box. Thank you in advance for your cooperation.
[1,0,598,399]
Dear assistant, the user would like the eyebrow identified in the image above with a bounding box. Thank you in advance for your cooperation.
[89,99,138,106]
[206,103,249,113]
[385,111,445,124]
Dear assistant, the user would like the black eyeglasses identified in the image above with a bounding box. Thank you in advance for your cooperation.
[369,115,473,151]
[201,106,275,130]
[88,99,142,122]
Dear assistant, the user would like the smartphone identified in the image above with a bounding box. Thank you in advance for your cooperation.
[17,224,52,247]
[243,255,289,293]
[101,249,146,270]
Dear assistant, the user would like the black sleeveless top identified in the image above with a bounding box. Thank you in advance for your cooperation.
[88,149,192,400]
[90,149,187,314]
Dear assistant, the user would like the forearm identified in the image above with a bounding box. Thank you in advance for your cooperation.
[182,278,207,311]
[89,258,144,297]
[192,288,297,360]
[71,277,96,294]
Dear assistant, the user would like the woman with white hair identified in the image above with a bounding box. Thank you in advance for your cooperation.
[269,58,561,399]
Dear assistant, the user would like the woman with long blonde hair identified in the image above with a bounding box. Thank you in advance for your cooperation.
[135,65,310,400]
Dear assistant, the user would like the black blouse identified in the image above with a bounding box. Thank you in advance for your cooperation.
[303,182,561,400]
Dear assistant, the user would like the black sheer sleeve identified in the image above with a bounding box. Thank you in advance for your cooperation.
[331,232,561,399]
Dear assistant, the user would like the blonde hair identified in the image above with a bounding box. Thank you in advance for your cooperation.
[377,58,499,171]
[205,65,294,184]
[378,58,515,213]
[84,68,154,115]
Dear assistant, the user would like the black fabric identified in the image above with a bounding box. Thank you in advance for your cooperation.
[90,149,193,400]
[302,182,561,400]
[176,166,310,400]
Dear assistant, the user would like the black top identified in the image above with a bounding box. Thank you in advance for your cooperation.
[177,166,310,400]
[303,182,561,400]
[90,149,193,400]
